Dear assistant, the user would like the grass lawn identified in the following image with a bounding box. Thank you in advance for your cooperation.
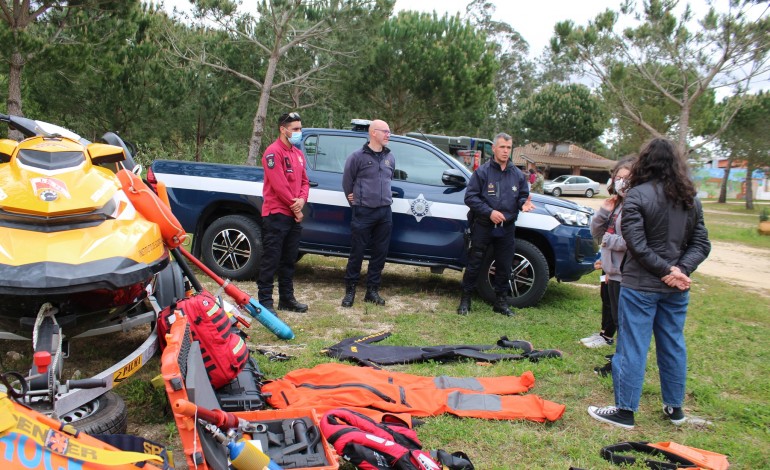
[4,205,768,469]
[105,250,768,470]
[702,201,770,249]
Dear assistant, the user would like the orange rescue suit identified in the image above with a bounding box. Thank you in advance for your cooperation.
[262,363,565,423]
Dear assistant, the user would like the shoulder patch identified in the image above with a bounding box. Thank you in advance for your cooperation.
[265,154,275,169]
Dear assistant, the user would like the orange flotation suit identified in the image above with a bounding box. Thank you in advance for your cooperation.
[262,363,565,423]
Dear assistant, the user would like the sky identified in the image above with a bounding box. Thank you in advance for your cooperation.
[157,0,769,93]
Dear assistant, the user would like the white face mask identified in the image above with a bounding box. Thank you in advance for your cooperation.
[614,178,627,196]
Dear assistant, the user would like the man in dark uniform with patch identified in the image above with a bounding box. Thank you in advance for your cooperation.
[257,112,310,313]
[340,119,395,307]
[458,132,534,316]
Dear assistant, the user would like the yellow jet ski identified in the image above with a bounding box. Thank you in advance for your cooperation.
[0,113,185,434]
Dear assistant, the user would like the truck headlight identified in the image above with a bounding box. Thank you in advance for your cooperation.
[545,204,590,226]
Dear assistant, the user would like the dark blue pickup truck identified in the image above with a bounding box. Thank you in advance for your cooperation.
[149,124,597,307]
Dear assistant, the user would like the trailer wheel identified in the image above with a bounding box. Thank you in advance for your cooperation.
[201,215,262,280]
[61,391,128,435]
[476,239,549,308]
[154,261,186,308]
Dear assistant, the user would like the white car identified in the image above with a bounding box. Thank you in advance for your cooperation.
[544,175,601,198]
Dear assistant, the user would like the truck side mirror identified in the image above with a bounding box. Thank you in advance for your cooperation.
[442,169,467,187]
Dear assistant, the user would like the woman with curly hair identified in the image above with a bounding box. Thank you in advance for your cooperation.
[587,138,711,429]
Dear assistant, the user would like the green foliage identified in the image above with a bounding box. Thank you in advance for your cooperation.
[550,0,770,154]
[344,11,498,134]
[760,207,769,223]
[519,83,606,147]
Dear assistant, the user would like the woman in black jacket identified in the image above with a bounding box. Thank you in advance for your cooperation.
[587,138,711,429]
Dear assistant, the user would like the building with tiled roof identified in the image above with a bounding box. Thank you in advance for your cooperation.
[512,142,615,180]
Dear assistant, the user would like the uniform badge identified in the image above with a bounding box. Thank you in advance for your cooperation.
[512,186,517,192]
[266,154,275,169]
[409,194,433,222]
[385,160,392,167]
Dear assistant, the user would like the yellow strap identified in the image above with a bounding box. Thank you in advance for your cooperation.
[2,410,162,466]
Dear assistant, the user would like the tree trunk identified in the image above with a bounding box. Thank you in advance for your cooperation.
[195,111,204,162]
[677,104,690,158]
[717,158,733,204]
[745,164,754,210]
[246,53,280,166]
[6,52,25,141]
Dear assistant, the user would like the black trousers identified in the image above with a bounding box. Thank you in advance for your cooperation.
[461,222,516,295]
[601,279,621,338]
[257,213,302,305]
[344,205,392,288]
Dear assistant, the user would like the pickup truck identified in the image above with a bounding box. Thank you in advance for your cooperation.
[149,123,597,308]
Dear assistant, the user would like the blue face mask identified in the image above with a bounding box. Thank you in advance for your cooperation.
[288,131,302,146]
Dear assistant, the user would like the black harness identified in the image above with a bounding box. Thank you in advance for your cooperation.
[322,332,561,368]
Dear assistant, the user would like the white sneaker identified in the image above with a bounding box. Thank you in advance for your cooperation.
[583,335,611,348]
[580,332,602,344]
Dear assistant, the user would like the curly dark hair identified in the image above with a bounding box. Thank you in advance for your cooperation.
[627,138,696,209]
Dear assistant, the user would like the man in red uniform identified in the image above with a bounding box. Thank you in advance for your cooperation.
[257,112,310,313]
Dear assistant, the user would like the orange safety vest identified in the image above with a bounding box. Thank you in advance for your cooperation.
[262,363,565,423]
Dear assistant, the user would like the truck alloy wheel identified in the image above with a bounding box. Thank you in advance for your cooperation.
[201,215,263,280]
[476,239,549,308]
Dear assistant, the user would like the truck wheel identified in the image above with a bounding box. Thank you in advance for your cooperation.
[154,261,186,308]
[476,239,549,308]
[585,188,594,198]
[201,215,262,280]
[552,187,562,197]
[61,391,128,435]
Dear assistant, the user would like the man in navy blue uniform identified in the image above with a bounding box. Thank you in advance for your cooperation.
[340,119,395,307]
[458,132,534,316]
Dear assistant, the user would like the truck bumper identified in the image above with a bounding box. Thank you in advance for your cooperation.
[549,225,597,282]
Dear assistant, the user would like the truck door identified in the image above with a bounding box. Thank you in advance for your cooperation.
[300,133,366,253]
[387,139,468,268]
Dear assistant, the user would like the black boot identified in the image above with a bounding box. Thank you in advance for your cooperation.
[364,286,386,306]
[278,297,308,313]
[493,295,514,316]
[341,284,356,308]
[259,300,277,315]
[457,293,472,315]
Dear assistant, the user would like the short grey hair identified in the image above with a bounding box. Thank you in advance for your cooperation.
[494,132,512,143]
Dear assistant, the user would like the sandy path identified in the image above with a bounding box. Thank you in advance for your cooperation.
[563,196,770,296]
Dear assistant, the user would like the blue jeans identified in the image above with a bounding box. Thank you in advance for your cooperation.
[613,286,689,412]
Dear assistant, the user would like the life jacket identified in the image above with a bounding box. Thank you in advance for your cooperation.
[262,363,565,423]
[319,408,473,470]
[322,332,561,368]
[601,441,730,470]
[158,290,249,389]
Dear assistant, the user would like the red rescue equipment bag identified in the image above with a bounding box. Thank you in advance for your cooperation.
[158,290,249,389]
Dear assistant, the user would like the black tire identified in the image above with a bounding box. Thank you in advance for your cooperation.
[476,239,550,308]
[585,188,594,198]
[154,261,186,308]
[201,215,262,280]
[552,187,562,197]
[61,391,128,435]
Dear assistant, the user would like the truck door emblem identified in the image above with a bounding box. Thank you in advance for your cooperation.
[410,194,432,222]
